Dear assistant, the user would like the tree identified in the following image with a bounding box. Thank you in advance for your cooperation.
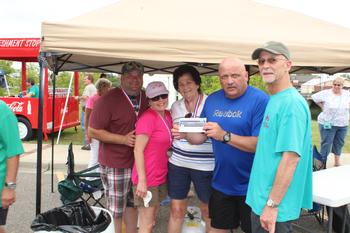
[201,75,221,95]
[249,75,268,94]
[0,60,18,96]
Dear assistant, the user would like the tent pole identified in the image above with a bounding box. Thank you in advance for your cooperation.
[36,58,45,215]
[51,73,56,193]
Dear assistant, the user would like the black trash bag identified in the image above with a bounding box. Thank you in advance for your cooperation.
[31,201,111,233]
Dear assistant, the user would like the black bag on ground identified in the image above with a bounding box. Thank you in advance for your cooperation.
[328,205,350,233]
[31,201,110,233]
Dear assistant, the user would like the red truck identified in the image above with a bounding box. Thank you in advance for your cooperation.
[0,38,80,140]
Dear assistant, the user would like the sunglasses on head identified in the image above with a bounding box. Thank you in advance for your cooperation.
[185,112,193,118]
[257,57,287,66]
[150,94,168,101]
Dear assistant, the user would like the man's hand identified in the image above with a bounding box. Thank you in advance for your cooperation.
[260,206,278,233]
[124,130,136,147]
[203,122,226,141]
[171,124,186,140]
[2,189,15,209]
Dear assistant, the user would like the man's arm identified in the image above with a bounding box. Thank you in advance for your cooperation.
[204,122,258,153]
[260,151,300,233]
[24,92,34,98]
[88,127,136,147]
[85,108,92,142]
[2,155,20,208]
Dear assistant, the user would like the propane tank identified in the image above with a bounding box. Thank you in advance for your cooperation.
[181,206,206,233]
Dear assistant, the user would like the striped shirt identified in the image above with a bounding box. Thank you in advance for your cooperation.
[170,94,214,171]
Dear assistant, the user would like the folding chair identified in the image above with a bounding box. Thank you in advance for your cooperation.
[292,145,327,232]
[310,145,327,223]
[58,143,105,207]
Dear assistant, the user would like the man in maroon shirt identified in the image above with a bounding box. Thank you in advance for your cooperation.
[89,61,148,233]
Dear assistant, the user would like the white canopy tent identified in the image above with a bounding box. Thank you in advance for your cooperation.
[40,0,350,75]
[35,0,350,214]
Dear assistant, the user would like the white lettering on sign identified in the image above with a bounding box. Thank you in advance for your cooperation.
[0,39,40,48]
[7,102,24,112]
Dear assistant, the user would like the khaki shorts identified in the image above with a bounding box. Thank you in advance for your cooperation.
[133,183,167,207]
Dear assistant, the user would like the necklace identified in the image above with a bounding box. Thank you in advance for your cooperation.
[121,89,142,117]
[184,94,202,118]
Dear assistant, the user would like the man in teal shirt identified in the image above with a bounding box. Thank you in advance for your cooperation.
[0,100,23,233]
[246,41,312,233]
[25,78,39,98]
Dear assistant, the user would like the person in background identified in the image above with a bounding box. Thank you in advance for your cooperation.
[0,100,22,233]
[85,78,112,171]
[24,78,39,98]
[173,57,269,233]
[246,41,313,233]
[133,81,172,233]
[77,74,97,150]
[168,65,214,233]
[89,61,148,233]
[311,77,350,166]
[99,73,107,79]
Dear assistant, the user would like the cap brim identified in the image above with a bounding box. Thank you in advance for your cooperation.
[251,48,282,60]
[147,90,169,98]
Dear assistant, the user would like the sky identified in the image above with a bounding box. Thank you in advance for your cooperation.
[0,0,349,38]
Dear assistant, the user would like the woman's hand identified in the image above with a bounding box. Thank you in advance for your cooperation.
[171,124,186,139]
[136,180,148,198]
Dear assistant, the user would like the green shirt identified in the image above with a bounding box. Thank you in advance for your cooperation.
[246,88,313,222]
[0,101,24,206]
[27,84,39,98]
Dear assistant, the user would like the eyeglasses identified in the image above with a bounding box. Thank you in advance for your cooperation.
[333,83,342,87]
[150,94,168,101]
[257,57,287,66]
[185,112,193,118]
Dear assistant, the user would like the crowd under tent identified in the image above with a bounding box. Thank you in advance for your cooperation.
[35,0,350,214]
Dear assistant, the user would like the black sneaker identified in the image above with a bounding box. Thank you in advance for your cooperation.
[81,144,91,150]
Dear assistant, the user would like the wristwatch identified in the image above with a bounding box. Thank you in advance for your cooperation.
[266,199,278,208]
[4,182,16,190]
[223,131,231,143]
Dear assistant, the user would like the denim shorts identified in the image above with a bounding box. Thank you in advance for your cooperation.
[168,163,212,203]
[319,124,348,159]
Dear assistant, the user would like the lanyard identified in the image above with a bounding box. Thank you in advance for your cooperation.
[192,94,202,117]
[121,89,142,117]
[158,112,173,145]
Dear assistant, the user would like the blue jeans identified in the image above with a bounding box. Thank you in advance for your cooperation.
[80,108,86,144]
[319,124,348,160]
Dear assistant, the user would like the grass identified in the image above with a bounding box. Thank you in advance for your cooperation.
[29,121,350,153]
[29,126,85,145]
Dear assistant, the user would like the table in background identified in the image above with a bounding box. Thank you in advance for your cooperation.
[313,165,350,233]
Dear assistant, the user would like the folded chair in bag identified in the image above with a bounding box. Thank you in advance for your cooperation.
[309,145,327,224]
[58,143,105,207]
[292,145,327,231]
